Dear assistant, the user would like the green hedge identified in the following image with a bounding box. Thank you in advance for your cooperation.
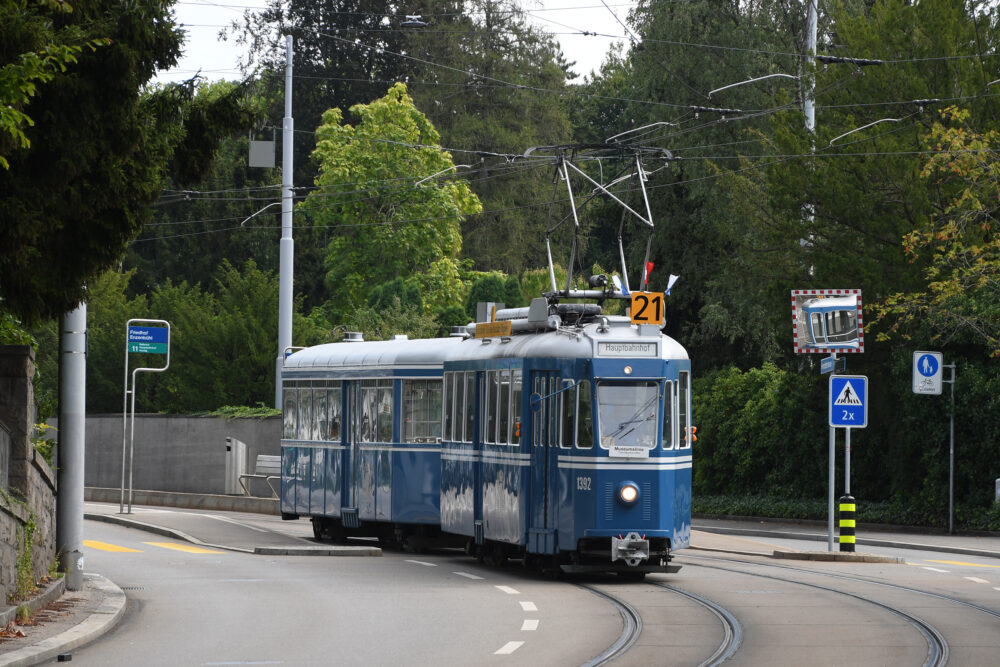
[693,494,1000,531]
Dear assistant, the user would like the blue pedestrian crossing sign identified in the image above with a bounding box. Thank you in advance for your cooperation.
[829,375,868,428]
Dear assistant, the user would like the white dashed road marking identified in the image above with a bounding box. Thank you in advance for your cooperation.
[494,641,524,655]
[454,571,484,580]
[519,601,537,612]
[922,567,949,573]
[405,559,436,567]
[521,619,539,631]
[964,576,990,584]
[495,585,520,595]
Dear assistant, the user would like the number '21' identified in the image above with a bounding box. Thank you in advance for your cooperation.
[630,292,665,325]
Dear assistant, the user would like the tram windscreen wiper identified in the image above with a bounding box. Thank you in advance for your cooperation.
[607,394,659,439]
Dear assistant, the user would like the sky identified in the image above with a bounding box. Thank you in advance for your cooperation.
[155,0,637,84]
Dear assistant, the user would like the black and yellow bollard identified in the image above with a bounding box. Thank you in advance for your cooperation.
[839,495,856,552]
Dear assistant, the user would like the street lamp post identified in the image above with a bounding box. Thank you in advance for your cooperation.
[276,35,294,409]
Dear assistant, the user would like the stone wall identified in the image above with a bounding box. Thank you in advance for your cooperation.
[0,346,57,602]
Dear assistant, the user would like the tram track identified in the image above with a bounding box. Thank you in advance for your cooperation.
[576,583,642,666]
[683,552,1000,623]
[651,582,743,666]
[576,579,742,667]
[679,554,957,667]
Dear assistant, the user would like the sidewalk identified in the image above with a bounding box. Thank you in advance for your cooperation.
[2,503,997,666]
[0,574,124,667]
[692,516,1000,560]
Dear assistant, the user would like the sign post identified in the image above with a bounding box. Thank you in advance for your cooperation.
[121,319,171,513]
[829,374,868,551]
[793,289,865,551]
[913,351,957,533]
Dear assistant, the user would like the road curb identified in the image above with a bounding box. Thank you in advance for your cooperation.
[772,550,904,563]
[84,512,382,557]
[693,525,1000,561]
[0,574,125,667]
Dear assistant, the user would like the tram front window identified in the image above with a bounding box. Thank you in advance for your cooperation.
[596,381,659,450]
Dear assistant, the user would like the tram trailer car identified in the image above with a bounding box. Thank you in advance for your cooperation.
[279,300,693,575]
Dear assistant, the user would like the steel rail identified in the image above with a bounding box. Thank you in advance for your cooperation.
[575,583,642,667]
[680,556,949,667]
[652,583,743,666]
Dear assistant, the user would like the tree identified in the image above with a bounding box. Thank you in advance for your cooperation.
[0,0,257,325]
[405,0,574,276]
[55,262,330,414]
[125,91,281,297]
[873,107,1000,355]
[305,83,481,319]
[0,0,108,169]
[568,0,809,369]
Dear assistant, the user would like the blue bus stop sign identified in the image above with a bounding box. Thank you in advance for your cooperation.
[829,375,868,428]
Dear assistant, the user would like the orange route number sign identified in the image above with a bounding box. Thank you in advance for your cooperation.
[629,292,665,325]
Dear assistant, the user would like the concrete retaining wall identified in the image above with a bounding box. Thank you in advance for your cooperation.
[82,414,281,495]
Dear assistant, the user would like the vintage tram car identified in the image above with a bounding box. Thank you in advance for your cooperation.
[279,296,692,575]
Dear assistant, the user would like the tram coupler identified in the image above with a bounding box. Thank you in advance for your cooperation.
[611,532,649,567]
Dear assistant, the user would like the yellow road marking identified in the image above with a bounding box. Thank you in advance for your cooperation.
[143,542,224,554]
[926,559,1000,569]
[83,540,142,553]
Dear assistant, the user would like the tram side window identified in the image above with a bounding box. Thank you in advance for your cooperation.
[297,387,313,440]
[443,373,454,441]
[328,385,342,441]
[662,381,675,450]
[360,380,375,442]
[532,376,545,447]
[679,371,692,449]
[314,388,329,443]
[404,379,442,443]
[377,380,393,442]
[809,312,826,345]
[550,377,559,447]
[561,381,576,449]
[282,387,297,439]
[452,373,464,442]
[483,372,495,444]
[577,380,593,449]
[511,370,522,445]
[464,372,475,442]
[498,370,511,445]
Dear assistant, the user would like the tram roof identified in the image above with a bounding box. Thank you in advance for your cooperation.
[283,318,688,374]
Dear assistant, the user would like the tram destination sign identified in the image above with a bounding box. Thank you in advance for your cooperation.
[128,326,168,354]
[597,342,657,358]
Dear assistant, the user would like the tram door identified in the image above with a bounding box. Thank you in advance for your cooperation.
[528,371,559,553]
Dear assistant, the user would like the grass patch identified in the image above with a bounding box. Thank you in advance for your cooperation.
[197,404,281,419]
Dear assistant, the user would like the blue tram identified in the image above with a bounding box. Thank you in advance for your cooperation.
[280,297,693,575]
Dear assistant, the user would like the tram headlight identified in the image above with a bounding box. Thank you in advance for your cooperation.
[617,482,640,506]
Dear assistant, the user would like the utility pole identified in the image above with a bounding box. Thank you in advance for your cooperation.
[276,34,294,409]
[56,301,86,591]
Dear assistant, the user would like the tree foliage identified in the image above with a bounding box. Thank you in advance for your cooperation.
[306,83,481,318]
[873,107,1000,355]
[36,262,331,414]
[0,0,258,324]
